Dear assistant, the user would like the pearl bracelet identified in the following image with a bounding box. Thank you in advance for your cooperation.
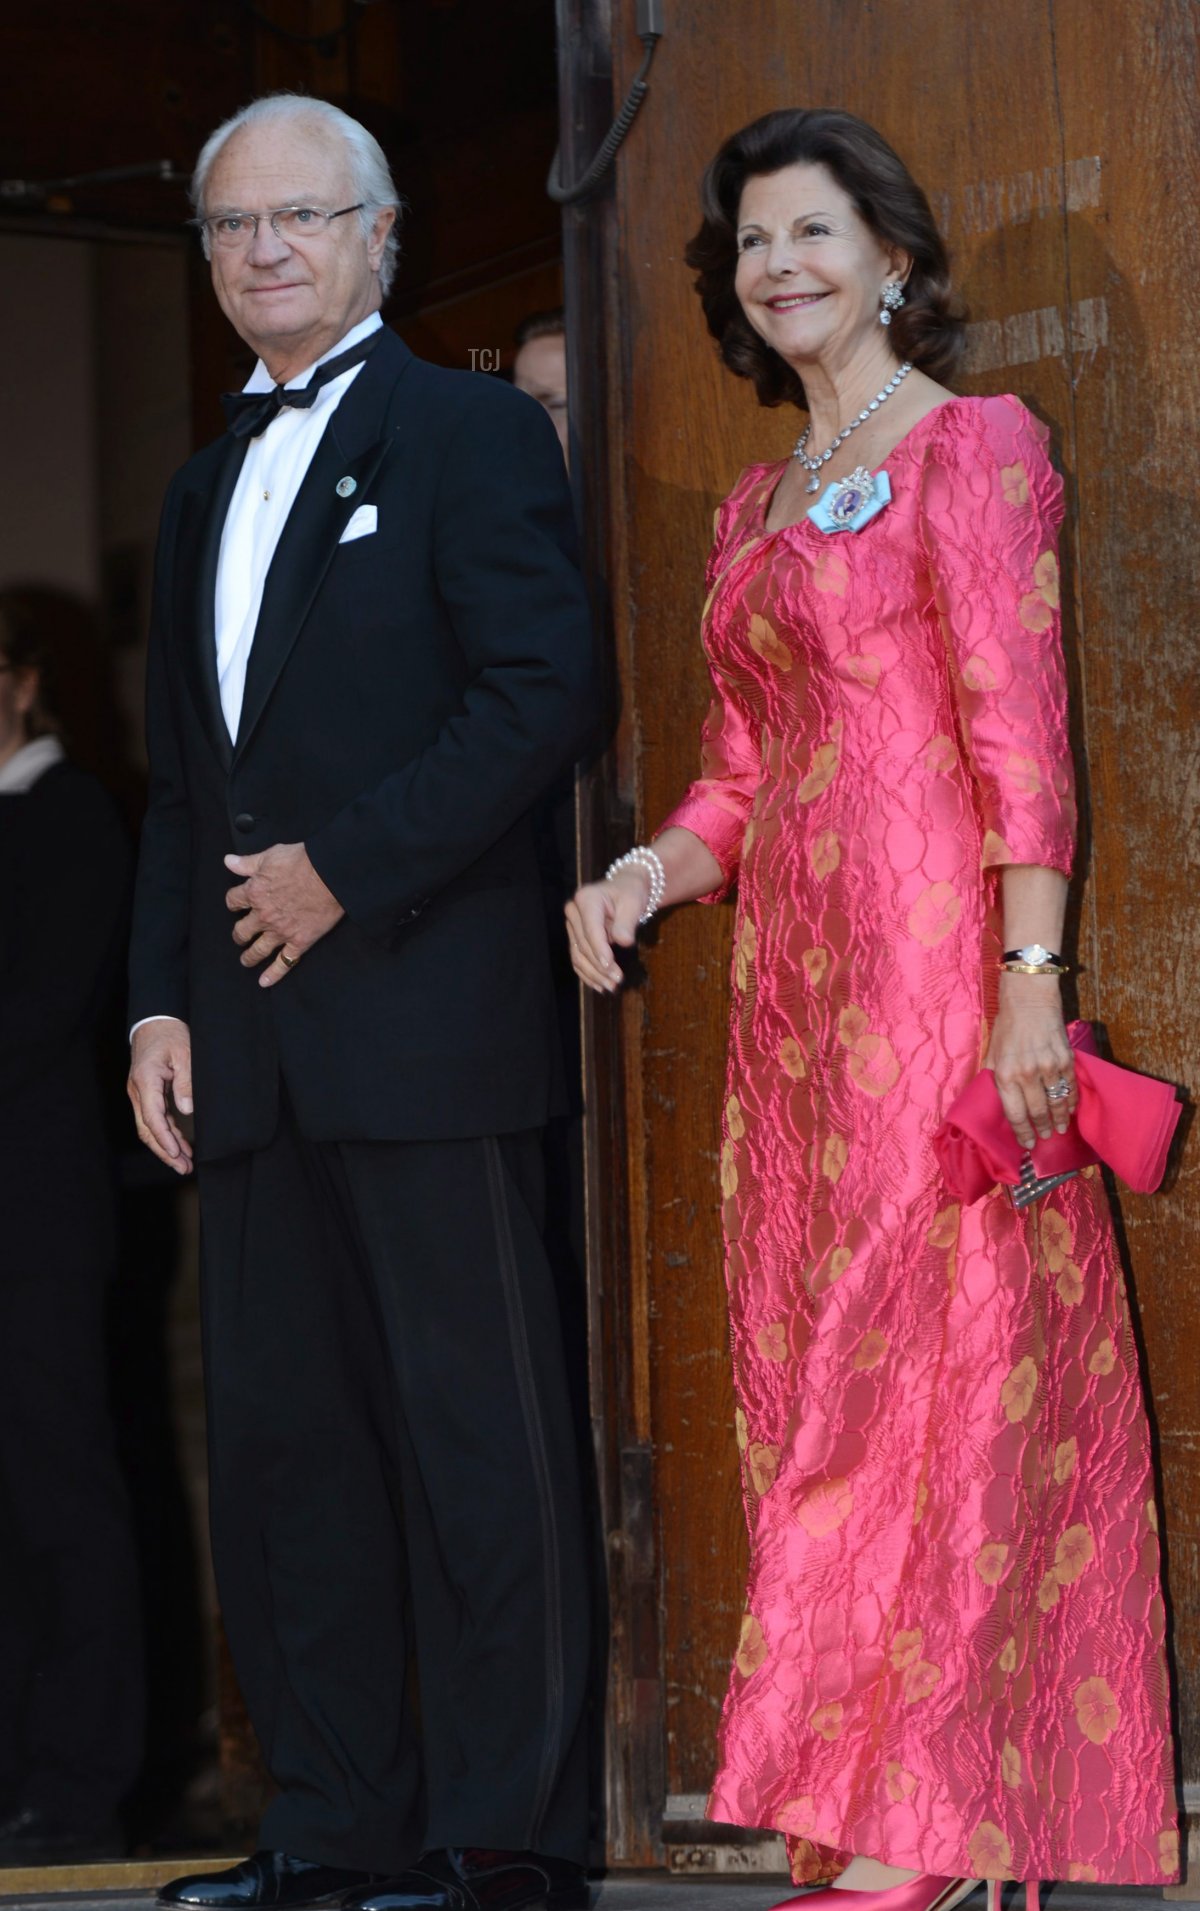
[605,845,667,923]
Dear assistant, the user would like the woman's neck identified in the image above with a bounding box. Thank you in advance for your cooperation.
[799,336,905,452]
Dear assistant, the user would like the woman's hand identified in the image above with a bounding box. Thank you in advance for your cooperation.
[565,829,725,992]
[985,972,1077,1148]
[565,869,649,993]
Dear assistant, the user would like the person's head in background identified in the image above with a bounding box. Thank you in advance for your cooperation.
[0,595,57,772]
[513,308,568,468]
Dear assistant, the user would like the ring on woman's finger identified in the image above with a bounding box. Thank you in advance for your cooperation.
[1044,1077,1072,1102]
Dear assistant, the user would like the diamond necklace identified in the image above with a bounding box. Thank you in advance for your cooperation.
[792,361,913,495]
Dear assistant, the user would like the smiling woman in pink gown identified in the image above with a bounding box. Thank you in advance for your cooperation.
[566,108,1177,1911]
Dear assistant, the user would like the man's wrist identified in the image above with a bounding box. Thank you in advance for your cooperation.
[130,1013,188,1043]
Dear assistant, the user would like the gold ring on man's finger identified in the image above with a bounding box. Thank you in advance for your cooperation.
[279,949,300,969]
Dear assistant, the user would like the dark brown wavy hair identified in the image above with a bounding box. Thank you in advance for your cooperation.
[685,108,965,408]
[0,590,59,740]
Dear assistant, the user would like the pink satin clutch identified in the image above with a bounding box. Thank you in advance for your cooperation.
[934,1020,1182,1206]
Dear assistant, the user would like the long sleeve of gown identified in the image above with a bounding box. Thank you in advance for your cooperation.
[920,394,1076,878]
[658,486,765,900]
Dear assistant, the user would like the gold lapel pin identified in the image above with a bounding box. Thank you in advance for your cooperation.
[336,476,357,498]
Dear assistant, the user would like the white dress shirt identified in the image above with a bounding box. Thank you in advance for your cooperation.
[131,311,382,1041]
[0,734,65,794]
[216,310,383,739]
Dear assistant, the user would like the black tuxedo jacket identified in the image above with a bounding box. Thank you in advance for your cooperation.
[129,327,597,1161]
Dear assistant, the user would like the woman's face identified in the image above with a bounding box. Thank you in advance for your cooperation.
[734,162,904,375]
[0,659,36,768]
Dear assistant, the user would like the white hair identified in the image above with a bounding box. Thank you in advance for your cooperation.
[191,93,402,297]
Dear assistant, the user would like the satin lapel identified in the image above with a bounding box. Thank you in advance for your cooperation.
[233,336,413,764]
[176,435,248,773]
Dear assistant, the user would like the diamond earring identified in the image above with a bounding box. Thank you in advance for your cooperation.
[880,281,906,326]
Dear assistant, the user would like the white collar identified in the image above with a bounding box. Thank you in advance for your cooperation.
[0,733,66,794]
[242,311,384,395]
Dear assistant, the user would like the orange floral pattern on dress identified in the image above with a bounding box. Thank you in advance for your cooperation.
[1040,1207,1073,1271]
[1053,1524,1095,1584]
[748,1443,779,1496]
[845,652,882,689]
[734,916,756,992]
[821,1133,849,1182]
[810,829,841,879]
[1074,1676,1120,1743]
[811,1701,845,1740]
[903,1660,942,1705]
[1000,1356,1038,1422]
[1052,1437,1078,1484]
[776,1796,817,1836]
[755,1322,786,1362]
[847,1032,902,1098]
[748,613,793,672]
[927,1205,960,1250]
[854,1328,889,1371]
[1056,1259,1084,1306]
[720,1140,738,1199]
[886,1763,919,1803]
[658,396,1175,1885]
[735,1613,768,1676]
[974,1541,1009,1585]
[924,733,958,773]
[779,1037,807,1081]
[969,1822,1014,1877]
[798,737,841,802]
[794,1477,853,1536]
[1089,1336,1116,1375]
[907,880,963,946]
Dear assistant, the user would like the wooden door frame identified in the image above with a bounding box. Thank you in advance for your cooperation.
[555,0,668,1871]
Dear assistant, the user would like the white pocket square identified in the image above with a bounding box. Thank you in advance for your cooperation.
[339,504,377,543]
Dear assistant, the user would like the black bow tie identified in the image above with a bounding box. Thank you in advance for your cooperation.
[220,330,382,439]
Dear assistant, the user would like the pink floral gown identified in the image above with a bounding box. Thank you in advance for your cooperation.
[659,396,1177,1887]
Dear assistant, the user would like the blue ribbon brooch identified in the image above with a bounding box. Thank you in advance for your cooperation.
[806,466,891,535]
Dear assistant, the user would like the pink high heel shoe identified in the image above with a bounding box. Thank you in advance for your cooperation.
[770,1877,978,1911]
[771,1878,1043,1911]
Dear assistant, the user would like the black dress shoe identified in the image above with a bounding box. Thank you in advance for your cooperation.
[341,1848,588,1911]
[159,1851,380,1908]
[0,1804,124,1863]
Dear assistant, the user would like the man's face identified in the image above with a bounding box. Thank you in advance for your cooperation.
[0,660,36,769]
[513,333,569,466]
[201,116,394,373]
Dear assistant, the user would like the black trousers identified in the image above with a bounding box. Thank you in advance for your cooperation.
[0,1268,144,1825]
[196,1107,590,1872]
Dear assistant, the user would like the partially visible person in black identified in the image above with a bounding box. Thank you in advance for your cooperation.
[512,309,569,469]
[0,593,143,1862]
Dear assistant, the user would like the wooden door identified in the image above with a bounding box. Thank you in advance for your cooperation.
[563,0,1199,1870]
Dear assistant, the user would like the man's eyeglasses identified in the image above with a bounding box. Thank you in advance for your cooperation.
[194,204,365,250]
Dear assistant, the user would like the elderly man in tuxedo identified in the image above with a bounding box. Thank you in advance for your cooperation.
[128,94,595,1911]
